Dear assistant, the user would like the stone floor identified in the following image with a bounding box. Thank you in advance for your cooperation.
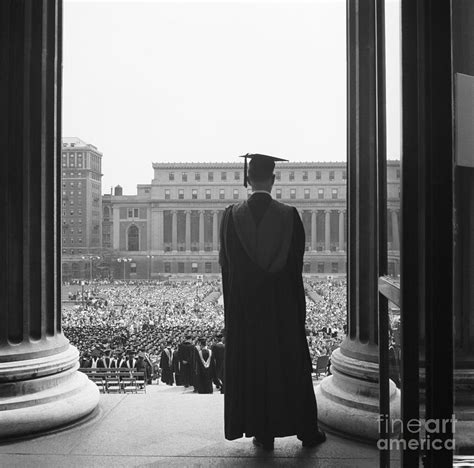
[0,383,393,468]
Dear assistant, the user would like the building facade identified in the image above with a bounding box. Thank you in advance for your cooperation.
[61,137,103,281]
[101,161,400,280]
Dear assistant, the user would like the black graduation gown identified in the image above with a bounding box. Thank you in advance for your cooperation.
[219,193,319,441]
[160,348,174,385]
[194,348,214,394]
[177,341,195,387]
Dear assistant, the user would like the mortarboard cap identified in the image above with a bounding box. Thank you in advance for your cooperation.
[239,153,288,188]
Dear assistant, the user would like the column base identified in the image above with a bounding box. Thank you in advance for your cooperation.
[315,347,401,441]
[0,345,100,439]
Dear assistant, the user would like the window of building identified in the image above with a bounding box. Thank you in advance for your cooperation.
[219,189,225,200]
[234,171,240,180]
[195,172,200,181]
[316,171,322,180]
[178,189,184,200]
[304,263,311,273]
[221,172,227,181]
[208,172,214,181]
[290,188,296,199]
[128,208,133,218]
[317,262,325,273]
[130,263,137,274]
[304,188,310,199]
[191,263,198,273]
[164,262,171,273]
[205,189,211,200]
[178,262,185,273]
[396,169,401,179]
[70,210,74,215]
[331,262,339,273]
[329,170,335,180]
[276,188,282,199]
[169,172,174,181]
[134,208,139,217]
[342,170,347,180]
[275,171,281,181]
[78,238,82,243]
[182,172,187,182]
[205,262,212,273]
[331,188,338,199]
[165,189,170,200]
[318,188,324,199]
[128,225,139,251]
[192,189,198,199]
[233,189,239,200]
[302,171,308,181]
[289,171,295,181]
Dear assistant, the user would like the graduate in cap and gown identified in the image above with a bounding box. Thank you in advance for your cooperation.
[219,153,326,450]
[194,338,214,394]
[160,342,175,385]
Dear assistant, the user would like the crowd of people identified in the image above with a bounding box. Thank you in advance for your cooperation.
[62,278,348,383]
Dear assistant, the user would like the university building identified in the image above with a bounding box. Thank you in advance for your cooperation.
[102,161,400,279]
[60,137,103,281]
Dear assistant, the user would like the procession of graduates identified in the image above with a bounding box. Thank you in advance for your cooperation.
[159,334,225,394]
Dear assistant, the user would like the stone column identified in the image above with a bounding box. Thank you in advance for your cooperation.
[113,204,120,250]
[315,0,400,440]
[391,209,400,251]
[212,211,219,251]
[0,0,99,438]
[199,210,205,251]
[151,208,164,252]
[311,210,317,250]
[339,210,345,251]
[171,210,178,251]
[185,210,191,252]
[324,210,331,251]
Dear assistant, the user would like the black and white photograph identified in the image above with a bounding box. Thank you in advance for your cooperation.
[0,0,472,467]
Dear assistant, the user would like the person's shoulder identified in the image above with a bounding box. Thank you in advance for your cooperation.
[270,199,296,215]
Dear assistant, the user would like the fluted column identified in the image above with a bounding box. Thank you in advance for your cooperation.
[171,210,178,251]
[152,208,164,252]
[311,210,317,250]
[324,210,331,251]
[199,210,205,251]
[315,0,400,441]
[185,210,191,252]
[0,0,99,438]
[391,209,400,251]
[212,210,219,251]
[338,210,345,251]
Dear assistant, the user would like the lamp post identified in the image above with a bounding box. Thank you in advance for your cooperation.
[146,255,154,281]
[81,255,101,283]
[117,257,133,281]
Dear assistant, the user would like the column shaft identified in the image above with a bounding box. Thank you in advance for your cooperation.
[339,210,345,251]
[171,210,177,251]
[185,211,191,251]
[325,210,331,251]
[199,211,204,251]
[212,211,219,251]
[311,210,317,250]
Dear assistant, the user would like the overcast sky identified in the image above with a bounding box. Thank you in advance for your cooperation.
[63,0,400,194]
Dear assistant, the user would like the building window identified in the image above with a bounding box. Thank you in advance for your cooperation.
[178,262,185,273]
[219,189,225,200]
[317,262,325,273]
[396,169,401,179]
[290,188,296,199]
[233,189,239,200]
[289,171,295,181]
[342,170,347,180]
[205,189,211,199]
[304,263,311,273]
[128,209,133,218]
[208,172,214,181]
[221,172,227,181]
[169,172,174,181]
[329,170,335,180]
[128,225,139,251]
[331,262,339,273]
[331,188,338,199]
[192,189,198,199]
[191,263,198,273]
[316,171,322,180]
[234,171,240,180]
[302,171,308,181]
[164,262,171,273]
[134,208,139,217]
[318,188,324,199]
[205,262,212,273]
[275,171,281,181]
[165,189,170,200]
[178,189,184,200]
[182,172,187,182]
[276,188,282,199]
[130,263,137,274]
[195,172,200,181]
[304,188,310,199]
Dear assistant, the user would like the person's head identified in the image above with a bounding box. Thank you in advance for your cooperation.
[247,159,275,192]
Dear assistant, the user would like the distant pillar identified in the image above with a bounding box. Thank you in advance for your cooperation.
[325,210,331,251]
[311,210,317,250]
[199,210,205,251]
[391,210,400,251]
[171,210,178,251]
[0,0,99,439]
[339,210,345,251]
[185,210,191,252]
[212,211,219,251]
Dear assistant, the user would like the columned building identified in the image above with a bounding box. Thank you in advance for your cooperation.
[102,161,400,279]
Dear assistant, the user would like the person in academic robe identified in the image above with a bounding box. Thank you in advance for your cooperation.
[211,334,225,394]
[124,350,137,369]
[160,342,175,385]
[90,349,101,370]
[194,338,214,394]
[97,349,113,369]
[79,352,91,368]
[219,153,326,451]
[177,336,195,388]
[173,345,183,386]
